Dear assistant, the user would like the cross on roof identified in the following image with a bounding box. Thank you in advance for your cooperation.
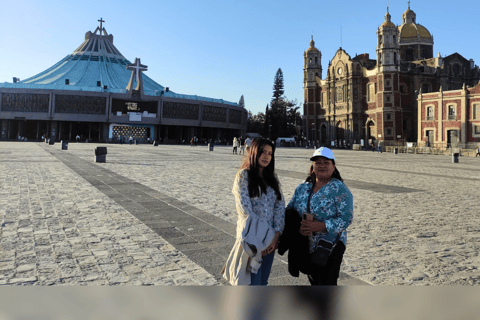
[408,1,411,9]
[98,17,105,30]
[127,58,148,83]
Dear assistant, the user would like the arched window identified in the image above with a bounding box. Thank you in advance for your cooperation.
[427,106,434,120]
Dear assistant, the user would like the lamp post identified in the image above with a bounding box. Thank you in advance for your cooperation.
[311,122,316,148]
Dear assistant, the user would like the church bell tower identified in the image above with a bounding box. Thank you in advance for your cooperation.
[376,7,399,72]
[303,36,322,141]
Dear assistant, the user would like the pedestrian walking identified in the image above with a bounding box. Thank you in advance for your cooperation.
[239,137,246,155]
[222,139,285,285]
[233,137,238,154]
[245,136,252,154]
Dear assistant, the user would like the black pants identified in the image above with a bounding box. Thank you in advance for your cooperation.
[308,241,346,286]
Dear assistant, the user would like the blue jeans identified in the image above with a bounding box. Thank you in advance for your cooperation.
[250,252,275,286]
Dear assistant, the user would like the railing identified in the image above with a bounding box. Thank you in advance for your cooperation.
[427,116,434,121]
[448,115,456,120]
[385,146,478,156]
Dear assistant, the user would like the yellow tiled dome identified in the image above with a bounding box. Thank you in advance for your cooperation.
[398,23,432,39]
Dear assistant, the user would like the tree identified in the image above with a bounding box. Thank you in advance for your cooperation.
[268,68,288,140]
[238,95,245,108]
[272,68,284,104]
[247,110,266,134]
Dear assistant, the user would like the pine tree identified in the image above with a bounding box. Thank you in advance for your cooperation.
[238,95,245,108]
[270,68,287,140]
[272,68,284,104]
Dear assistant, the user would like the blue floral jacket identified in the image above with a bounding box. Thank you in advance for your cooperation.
[287,178,353,252]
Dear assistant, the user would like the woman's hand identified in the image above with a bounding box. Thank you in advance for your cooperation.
[300,220,326,236]
[262,232,281,256]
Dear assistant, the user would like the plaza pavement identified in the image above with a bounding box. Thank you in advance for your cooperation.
[0,141,479,286]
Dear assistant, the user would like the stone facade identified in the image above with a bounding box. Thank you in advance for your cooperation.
[303,6,480,148]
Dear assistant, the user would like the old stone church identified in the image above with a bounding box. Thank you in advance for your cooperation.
[303,4,480,148]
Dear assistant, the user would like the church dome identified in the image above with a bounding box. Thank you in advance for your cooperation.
[398,23,432,39]
[306,38,320,53]
[380,8,395,28]
[398,4,433,41]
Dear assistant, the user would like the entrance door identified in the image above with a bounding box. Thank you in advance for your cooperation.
[366,121,376,146]
[426,130,434,147]
[447,130,458,147]
[321,125,327,144]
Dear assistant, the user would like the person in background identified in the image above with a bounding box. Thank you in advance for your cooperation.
[233,137,238,154]
[245,136,252,154]
[239,137,246,155]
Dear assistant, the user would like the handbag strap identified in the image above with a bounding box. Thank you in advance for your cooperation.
[308,183,341,244]
[306,184,314,214]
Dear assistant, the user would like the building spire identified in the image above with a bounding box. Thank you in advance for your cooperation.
[98,17,105,31]
[408,0,411,9]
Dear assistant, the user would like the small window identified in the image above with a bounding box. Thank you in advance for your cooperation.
[475,125,480,134]
[422,84,429,93]
[448,105,456,120]
[386,113,391,120]
[427,107,434,120]
[386,96,391,102]
[473,104,479,120]
[386,80,391,87]
[400,85,405,94]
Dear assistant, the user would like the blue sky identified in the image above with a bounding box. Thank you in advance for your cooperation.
[1,0,479,116]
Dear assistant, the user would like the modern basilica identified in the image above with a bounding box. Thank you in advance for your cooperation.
[0,19,247,143]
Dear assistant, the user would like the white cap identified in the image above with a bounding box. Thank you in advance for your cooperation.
[310,147,335,161]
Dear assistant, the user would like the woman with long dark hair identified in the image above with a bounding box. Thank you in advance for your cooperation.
[222,138,285,285]
[286,147,353,285]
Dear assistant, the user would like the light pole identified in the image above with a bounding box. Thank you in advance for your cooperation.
[311,122,316,148]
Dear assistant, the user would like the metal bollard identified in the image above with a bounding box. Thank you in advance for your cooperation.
[452,153,459,163]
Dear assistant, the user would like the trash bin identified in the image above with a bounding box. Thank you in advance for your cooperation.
[61,140,68,150]
[94,147,107,163]
[48,139,55,145]
[394,148,398,154]
[208,143,214,151]
[452,153,459,163]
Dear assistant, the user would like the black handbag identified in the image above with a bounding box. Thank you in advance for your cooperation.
[311,239,337,267]
[306,185,340,267]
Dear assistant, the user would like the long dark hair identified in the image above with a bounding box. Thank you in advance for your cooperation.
[305,158,343,187]
[240,138,282,200]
